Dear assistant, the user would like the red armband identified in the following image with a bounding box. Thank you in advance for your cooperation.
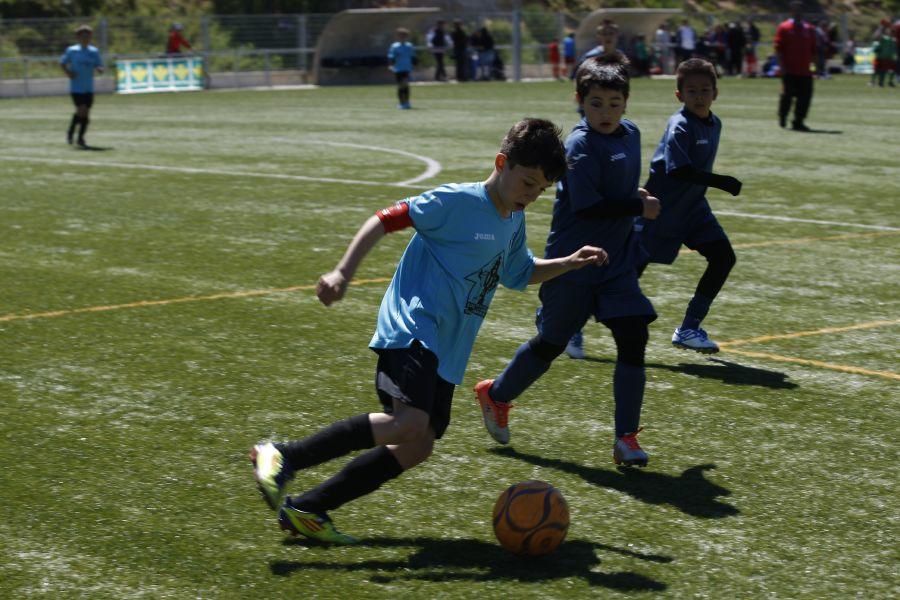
[376,202,413,233]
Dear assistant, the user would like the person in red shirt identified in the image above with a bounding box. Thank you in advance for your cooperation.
[548,39,562,80]
[774,1,817,131]
[166,23,192,55]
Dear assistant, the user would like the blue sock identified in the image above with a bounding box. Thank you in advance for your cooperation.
[680,294,713,331]
[614,362,645,437]
[491,341,553,403]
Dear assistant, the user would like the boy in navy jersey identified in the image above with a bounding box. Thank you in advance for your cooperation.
[250,119,606,544]
[476,56,661,467]
[639,58,742,354]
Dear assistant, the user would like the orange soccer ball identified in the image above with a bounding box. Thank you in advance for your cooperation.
[492,480,569,556]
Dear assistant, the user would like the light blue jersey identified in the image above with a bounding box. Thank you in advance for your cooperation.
[388,41,415,73]
[370,183,536,385]
[60,44,103,93]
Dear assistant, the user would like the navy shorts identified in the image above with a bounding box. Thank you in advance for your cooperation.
[395,71,410,85]
[642,212,728,265]
[536,274,656,346]
[373,340,455,439]
[70,93,94,108]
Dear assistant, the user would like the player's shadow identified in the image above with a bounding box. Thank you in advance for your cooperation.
[271,536,669,591]
[75,144,112,151]
[582,356,797,389]
[790,127,842,134]
[491,447,739,519]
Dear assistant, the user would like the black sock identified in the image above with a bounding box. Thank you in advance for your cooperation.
[77,117,89,141]
[290,446,404,513]
[68,115,79,138]
[278,413,374,471]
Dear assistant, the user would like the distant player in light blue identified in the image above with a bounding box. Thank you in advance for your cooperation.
[639,58,743,353]
[388,27,416,109]
[60,24,104,147]
[250,119,607,545]
[476,56,661,468]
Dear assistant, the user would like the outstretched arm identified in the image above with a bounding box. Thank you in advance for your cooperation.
[316,215,387,305]
[669,165,742,196]
[529,246,608,284]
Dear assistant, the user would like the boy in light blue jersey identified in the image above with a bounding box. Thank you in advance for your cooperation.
[250,119,606,544]
[476,56,661,468]
[60,24,104,147]
[639,58,742,354]
[388,27,416,109]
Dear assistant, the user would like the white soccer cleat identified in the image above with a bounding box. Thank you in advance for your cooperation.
[250,442,289,511]
[672,327,720,354]
[564,331,586,359]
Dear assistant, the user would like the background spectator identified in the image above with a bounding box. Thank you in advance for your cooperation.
[450,20,469,82]
[426,20,449,82]
[166,23,192,55]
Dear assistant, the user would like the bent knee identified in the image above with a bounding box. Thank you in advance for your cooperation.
[391,437,434,469]
[389,413,431,443]
[528,335,567,362]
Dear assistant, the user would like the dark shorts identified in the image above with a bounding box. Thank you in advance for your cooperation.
[395,71,410,85]
[536,275,656,345]
[373,340,455,439]
[70,93,94,108]
[642,212,728,265]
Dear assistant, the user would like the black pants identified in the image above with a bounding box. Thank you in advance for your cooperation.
[779,74,813,126]
[433,53,446,81]
[453,51,468,81]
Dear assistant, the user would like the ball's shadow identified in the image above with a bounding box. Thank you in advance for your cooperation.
[272,535,670,591]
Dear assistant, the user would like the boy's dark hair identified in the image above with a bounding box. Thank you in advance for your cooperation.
[676,58,717,91]
[499,118,567,182]
[575,54,631,100]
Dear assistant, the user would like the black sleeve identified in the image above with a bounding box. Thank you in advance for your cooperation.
[575,196,644,219]
[669,165,742,196]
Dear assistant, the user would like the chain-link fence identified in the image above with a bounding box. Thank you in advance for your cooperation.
[1,10,879,97]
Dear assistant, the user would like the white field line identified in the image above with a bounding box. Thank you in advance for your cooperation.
[716,210,900,232]
[0,155,422,189]
[319,142,442,186]
[1,154,895,232]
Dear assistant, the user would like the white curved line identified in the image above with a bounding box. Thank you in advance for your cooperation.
[321,142,442,187]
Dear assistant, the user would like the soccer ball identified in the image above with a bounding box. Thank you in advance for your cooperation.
[492,480,569,556]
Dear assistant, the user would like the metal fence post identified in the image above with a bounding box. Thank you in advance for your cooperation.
[23,58,29,98]
[298,14,308,73]
[99,18,108,54]
[512,8,522,82]
[233,48,239,87]
[202,15,210,51]
[264,50,271,86]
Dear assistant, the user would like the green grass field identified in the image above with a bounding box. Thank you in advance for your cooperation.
[1,75,898,599]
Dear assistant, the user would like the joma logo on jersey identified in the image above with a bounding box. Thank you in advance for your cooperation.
[474,233,496,240]
[610,152,627,162]
[696,139,709,145]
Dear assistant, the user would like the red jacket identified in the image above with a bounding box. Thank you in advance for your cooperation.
[774,18,816,76]
[167,30,192,54]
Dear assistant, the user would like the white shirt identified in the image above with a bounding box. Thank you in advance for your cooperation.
[679,25,696,50]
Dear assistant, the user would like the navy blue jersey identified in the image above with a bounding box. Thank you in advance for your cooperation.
[545,118,643,284]
[641,108,722,239]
